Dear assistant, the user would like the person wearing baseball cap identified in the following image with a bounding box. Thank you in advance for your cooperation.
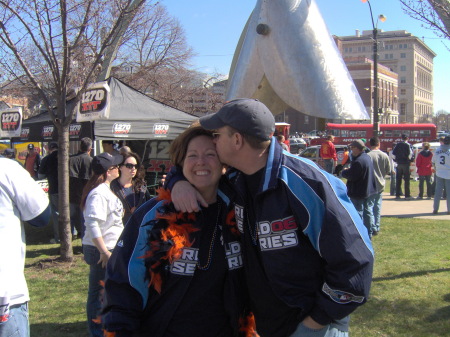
[169,98,374,336]
[80,152,124,337]
[3,148,15,158]
[24,143,41,179]
[342,140,377,235]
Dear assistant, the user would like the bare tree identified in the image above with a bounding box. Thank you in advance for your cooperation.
[118,2,194,71]
[0,0,147,261]
[400,0,450,40]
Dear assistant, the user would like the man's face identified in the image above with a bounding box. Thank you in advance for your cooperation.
[212,126,236,167]
[350,146,362,157]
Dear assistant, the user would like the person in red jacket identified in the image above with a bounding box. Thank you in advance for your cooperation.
[319,135,337,174]
[416,142,433,199]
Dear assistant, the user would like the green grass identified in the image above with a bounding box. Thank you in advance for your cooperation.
[24,214,450,336]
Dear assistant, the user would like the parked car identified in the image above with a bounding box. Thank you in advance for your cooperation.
[299,145,348,170]
[288,138,307,154]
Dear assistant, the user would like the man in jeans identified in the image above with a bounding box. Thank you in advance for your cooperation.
[0,157,50,337]
[392,134,414,200]
[342,140,377,238]
[319,135,337,174]
[367,137,391,236]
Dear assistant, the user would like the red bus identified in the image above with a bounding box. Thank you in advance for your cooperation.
[310,123,437,151]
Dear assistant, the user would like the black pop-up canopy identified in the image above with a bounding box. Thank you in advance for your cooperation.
[14,77,198,142]
[93,77,197,140]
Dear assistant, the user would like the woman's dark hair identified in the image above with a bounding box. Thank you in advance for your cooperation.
[169,126,214,167]
[80,172,107,210]
[121,152,147,192]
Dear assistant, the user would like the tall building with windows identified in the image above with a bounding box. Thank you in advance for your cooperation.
[336,30,435,123]
[344,56,399,124]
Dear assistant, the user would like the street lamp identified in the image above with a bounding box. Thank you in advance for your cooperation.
[361,0,386,137]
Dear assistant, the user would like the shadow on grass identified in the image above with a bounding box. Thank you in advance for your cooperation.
[373,267,450,282]
[31,321,89,337]
[358,297,450,336]
[381,212,447,218]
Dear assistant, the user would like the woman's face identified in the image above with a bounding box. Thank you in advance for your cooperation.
[182,135,222,199]
[120,156,138,180]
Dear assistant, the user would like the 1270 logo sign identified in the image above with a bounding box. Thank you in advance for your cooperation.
[80,89,107,113]
[1,112,20,131]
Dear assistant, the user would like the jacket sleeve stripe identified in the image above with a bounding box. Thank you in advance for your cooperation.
[280,166,325,251]
[129,200,164,309]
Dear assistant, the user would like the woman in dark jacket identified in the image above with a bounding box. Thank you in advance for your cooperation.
[110,152,151,225]
[103,126,251,337]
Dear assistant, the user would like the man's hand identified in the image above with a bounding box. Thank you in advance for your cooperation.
[301,316,325,330]
[172,180,208,212]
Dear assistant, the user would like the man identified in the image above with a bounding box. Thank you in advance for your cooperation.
[276,134,289,151]
[367,137,391,236]
[38,142,60,244]
[341,140,377,238]
[169,99,374,337]
[102,140,120,156]
[24,143,41,179]
[432,136,450,214]
[319,135,337,174]
[0,156,50,337]
[2,148,22,166]
[431,136,446,198]
[69,137,93,239]
[392,134,413,200]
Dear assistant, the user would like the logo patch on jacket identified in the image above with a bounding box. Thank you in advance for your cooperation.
[225,241,243,270]
[258,216,298,251]
[171,248,199,276]
[322,283,364,304]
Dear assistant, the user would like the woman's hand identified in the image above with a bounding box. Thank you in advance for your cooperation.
[98,251,111,268]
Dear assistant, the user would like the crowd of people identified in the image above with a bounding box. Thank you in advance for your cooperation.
[1,99,448,337]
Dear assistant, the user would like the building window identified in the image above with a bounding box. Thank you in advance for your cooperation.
[400,53,406,58]
[400,77,406,84]
[400,65,406,71]
[400,89,406,95]
[304,115,309,124]
[400,103,406,115]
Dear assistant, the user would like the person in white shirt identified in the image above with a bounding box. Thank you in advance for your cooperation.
[0,157,50,337]
[432,136,450,214]
[80,152,124,337]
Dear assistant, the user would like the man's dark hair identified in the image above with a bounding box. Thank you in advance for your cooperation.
[369,137,380,147]
[80,137,93,152]
[401,134,408,141]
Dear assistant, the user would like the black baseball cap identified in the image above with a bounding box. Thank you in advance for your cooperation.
[3,148,14,156]
[350,139,365,150]
[92,152,123,175]
[49,142,58,150]
[199,98,275,141]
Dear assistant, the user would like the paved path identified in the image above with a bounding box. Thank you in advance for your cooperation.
[381,193,450,220]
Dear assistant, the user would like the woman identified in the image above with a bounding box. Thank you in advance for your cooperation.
[416,142,433,199]
[110,152,151,225]
[81,152,124,337]
[102,126,249,337]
